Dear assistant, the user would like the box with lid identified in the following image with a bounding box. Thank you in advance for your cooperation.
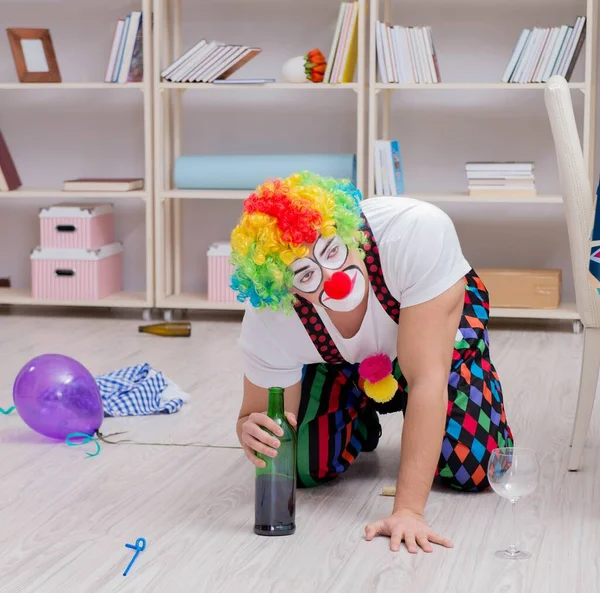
[39,203,115,250]
[31,242,123,301]
[207,242,237,303]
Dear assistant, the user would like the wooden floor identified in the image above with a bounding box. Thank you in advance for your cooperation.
[0,310,598,593]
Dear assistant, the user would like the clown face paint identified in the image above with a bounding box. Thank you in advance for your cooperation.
[319,265,366,312]
[289,234,367,312]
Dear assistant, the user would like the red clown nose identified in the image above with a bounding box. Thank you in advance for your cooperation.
[323,271,352,300]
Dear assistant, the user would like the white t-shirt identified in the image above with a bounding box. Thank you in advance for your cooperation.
[238,197,472,389]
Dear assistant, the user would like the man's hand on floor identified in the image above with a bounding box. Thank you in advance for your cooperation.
[364,508,453,553]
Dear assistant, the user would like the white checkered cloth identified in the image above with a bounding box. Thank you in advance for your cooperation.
[96,363,189,417]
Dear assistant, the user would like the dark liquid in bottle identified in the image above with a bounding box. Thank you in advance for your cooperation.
[254,475,296,536]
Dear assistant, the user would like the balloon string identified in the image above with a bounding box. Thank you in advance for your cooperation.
[0,406,15,415]
[96,430,242,450]
[65,432,101,457]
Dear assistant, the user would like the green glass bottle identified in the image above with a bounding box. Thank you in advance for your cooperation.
[254,386,297,536]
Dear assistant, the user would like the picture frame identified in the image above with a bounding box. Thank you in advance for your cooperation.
[6,28,61,83]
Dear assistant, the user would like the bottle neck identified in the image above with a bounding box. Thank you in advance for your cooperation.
[267,388,285,418]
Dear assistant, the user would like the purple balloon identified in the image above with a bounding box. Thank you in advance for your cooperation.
[13,354,103,440]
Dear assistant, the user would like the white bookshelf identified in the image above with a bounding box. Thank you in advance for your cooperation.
[368,0,598,330]
[0,83,145,90]
[0,189,149,200]
[0,0,154,315]
[159,81,361,91]
[376,82,587,90]
[152,0,367,316]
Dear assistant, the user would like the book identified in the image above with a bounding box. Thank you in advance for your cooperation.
[105,12,144,83]
[127,14,144,82]
[503,17,586,83]
[0,129,22,191]
[376,21,440,83]
[374,140,404,196]
[161,41,261,83]
[212,78,275,84]
[324,1,359,84]
[465,162,536,197]
[118,11,142,83]
[105,20,125,82]
[62,178,144,191]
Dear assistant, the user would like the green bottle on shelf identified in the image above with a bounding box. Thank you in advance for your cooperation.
[254,386,297,536]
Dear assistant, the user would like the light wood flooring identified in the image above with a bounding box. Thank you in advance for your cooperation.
[0,310,598,593]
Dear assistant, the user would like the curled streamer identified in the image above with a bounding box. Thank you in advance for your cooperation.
[65,432,101,458]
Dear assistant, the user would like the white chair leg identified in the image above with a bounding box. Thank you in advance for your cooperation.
[568,327,600,471]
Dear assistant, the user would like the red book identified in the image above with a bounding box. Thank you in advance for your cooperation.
[0,129,22,191]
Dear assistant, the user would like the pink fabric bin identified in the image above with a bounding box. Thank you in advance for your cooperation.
[39,203,115,250]
[31,242,123,301]
[207,242,237,303]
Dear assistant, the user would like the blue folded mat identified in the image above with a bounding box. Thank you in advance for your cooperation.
[174,153,356,190]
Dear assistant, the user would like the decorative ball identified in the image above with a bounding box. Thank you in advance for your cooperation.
[13,354,103,440]
[324,271,352,299]
[363,375,398,404]
[359,353,393,384]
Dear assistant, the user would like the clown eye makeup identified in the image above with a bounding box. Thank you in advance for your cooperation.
[290,258,323,293]
[315,234,348,270]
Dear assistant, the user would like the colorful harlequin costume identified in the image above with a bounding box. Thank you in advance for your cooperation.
[232,171,513,491]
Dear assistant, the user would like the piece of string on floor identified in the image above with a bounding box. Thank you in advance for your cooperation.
[96,430,243,450]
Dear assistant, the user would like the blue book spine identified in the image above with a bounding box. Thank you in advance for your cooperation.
[589,176,600,294]
[593,175,600,241]
[390,140,404,194]
[113,14,131,82]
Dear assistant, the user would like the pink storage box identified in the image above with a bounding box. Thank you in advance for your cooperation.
[207,242,237,303]
[31,242,123,301]
[39,203,115,250]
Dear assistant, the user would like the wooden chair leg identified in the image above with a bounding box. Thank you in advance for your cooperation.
[568,327,600,471]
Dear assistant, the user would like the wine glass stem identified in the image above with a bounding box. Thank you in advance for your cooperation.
[508,499,518,554]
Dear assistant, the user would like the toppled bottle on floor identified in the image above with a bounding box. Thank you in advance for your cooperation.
[138,322,191,337]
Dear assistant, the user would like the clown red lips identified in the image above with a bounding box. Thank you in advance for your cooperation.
[289,233,368,312]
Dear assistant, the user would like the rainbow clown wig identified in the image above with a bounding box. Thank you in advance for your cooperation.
[230,171,366,313]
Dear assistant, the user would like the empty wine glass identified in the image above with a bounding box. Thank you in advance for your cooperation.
[487,447,539,560]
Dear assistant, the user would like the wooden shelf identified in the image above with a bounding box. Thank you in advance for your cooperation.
[0,289,149,308]
[161,191,562,204]
[159,293,244,311]
[369,193,563,204]
[159,82,359,91]
[376,82,587,91]
[156,292,578,320]
[0,82,144,90]
[0,189,148,200]
[490,302,579,320]
[161,189,246,200]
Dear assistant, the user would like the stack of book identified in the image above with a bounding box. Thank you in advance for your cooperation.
[374,140,404,196]
[466,162,536,198]
[105,11,144,83]
[161,40,261,83]
[376,21,440,84]
[323,1,359,83]
[502,16,586,83]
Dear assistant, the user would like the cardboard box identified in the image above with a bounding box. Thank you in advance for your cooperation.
[477,268,561,309]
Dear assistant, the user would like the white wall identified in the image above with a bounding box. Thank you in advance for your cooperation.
[0,0,596,302]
